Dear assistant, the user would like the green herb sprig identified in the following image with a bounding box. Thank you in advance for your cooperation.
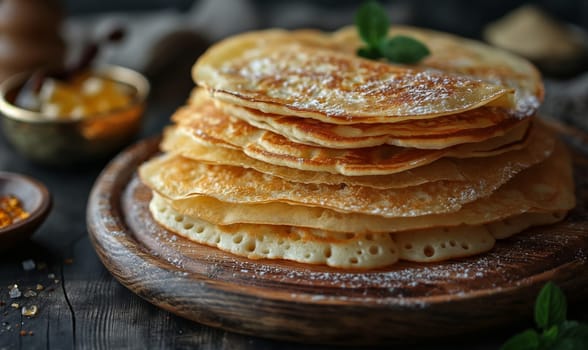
[355,1,430,64]
[501,282,588,350]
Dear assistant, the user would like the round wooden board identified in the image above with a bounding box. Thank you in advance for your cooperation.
[87,133,588,346]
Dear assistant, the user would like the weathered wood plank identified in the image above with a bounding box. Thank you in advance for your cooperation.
[63,236,280,350]
[0,246,74,350]
[63,236,188,350]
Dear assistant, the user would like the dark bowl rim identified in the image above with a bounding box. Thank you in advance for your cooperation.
[0,65,150,124]
[0,171,52,236]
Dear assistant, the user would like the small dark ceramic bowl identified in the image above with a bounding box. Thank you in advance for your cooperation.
[0,171,51,249]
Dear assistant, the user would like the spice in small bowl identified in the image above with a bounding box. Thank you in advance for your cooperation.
[0,172,51,249]
[0,194,30,228]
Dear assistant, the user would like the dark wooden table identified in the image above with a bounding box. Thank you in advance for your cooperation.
[1,59,588,350]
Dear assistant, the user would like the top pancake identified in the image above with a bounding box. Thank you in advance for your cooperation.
[193,27,542,123]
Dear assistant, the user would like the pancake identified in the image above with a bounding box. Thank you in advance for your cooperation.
[143,121,552,218]
[195,44,515,124]
[210,91,526,149]
[395,210,564,262]
[150,194,400,269]
[172,99,531,176]
[161,118,552,188]
[156,141,574,233]
[193,27,542,123]
[141,154,490,217]
[161,127,467,189]
[150,194,564,268]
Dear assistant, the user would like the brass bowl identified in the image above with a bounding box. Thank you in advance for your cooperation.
[0,65,150,164]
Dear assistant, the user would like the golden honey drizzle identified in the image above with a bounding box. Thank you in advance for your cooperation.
[0,195,29,228]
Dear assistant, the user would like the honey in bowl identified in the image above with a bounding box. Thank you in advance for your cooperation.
[15,71,134,120]
[12,26,133,120]
[0,64,149,164]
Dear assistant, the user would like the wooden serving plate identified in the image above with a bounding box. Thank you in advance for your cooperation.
[87,134,588,346]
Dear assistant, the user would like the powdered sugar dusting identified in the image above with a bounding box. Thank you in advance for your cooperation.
[215,46,510,119]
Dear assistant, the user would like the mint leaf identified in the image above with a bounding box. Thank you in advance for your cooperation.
[355,1,389,47]
[501,283,587,350]
[354,1,430,64]
[535,282,567,330]
[379,35,431,64]
[500,329,541,350]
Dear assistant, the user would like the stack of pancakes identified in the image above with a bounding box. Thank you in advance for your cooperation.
[139,27,575,269]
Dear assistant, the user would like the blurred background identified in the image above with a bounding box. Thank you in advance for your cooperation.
[63,0,588,37]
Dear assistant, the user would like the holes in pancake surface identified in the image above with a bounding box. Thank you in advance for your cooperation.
[324,247,332,258]
[449,240,457,247]
[356,250,363,255]
[304,253,311,259]
[196,226,204,234]
[368,245,379,255]
[246,241,256,253]
[461,243,470,250]
[423,245,435,258]
[233,235,243,244]
[349,257,359,264]
[174,215,184,222]
[440,243,446,249]
[365,234,374,241]
[261,248,270,255]
[183,223,194,230]
[404,243,413,250]
[214,235,221,244]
